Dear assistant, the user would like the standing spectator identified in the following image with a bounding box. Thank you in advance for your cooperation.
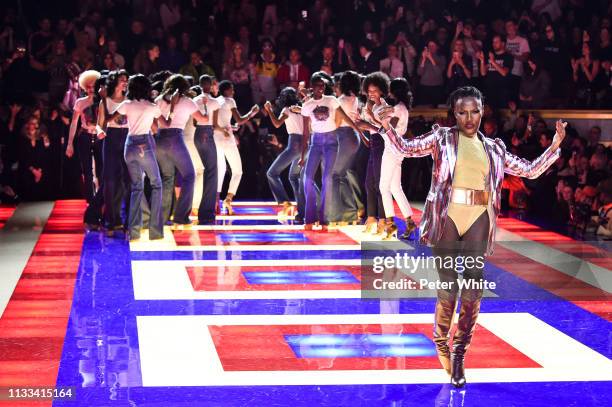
[358,39,379,75]
[222,42,253,112]
[394,31,417,78]
[478,34,513,108]
[133,43,160,77]
[276,48,310,90]
[505,19,531,102]
[252,39,278,104]
[540,24,569,102]
[316,45,341,76]
[159,35,187,73]
[446,39,472,92]
[416,40,446,107]
[179,51,215,81]
[519,59,551,108]
[379,43,404,79]
[124,20,147,68]
[571,41,601,107]
[28,17,54,104]
[47,39,70,108]
[17,116,52,201]
[107,39,125,69]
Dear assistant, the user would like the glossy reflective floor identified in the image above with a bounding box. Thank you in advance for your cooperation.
[0,200,610,406]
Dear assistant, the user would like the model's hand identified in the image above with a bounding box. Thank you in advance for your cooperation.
[552,120,567,149]
[97,131,106,140]
[264,101,272,111]
[65,144,74,158]
[373,105,394,130]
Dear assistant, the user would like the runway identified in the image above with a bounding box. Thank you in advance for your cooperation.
[0,200,610,406]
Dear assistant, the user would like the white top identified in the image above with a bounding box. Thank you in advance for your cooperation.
[338,94,359,127]
[393,102,409,136]
[281,108,304,134]
[104,97,128,128]
[115,99,162,135]
[155,95,198,129]
[193,93,223,119]
[301,95,340,133]
[216,97,237,131]
[505,35,530,77]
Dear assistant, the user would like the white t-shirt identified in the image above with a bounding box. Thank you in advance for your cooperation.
[301,95,340,133]
[115,99,162,135]
[216,97,237,129]
[281,108,304,135]
[505,36,530,77]
[104,97,128,128]
[193,93,223,121]
[393,102,409,136]
[156,95,198,129]
[338,94,359,127]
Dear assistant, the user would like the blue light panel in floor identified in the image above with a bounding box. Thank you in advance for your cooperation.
[219,232,309,243]
[285,334,437,358]
[243,270,359,284]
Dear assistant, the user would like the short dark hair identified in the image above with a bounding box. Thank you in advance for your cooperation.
[127,74,152,101]
[218,80,233,96]
[361,71,390,96]
[199,74,216,88]
[311,71,334,95]
[492,34,506,43]
[448,86,484,110]
[359,39,375,52]
[339,70,361,96]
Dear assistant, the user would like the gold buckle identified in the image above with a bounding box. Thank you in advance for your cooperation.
[451,188,489,205]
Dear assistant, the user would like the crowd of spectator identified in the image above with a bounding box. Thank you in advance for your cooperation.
[0,0,610,237]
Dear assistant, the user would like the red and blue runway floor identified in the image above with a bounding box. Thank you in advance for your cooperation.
[0,200,610,406]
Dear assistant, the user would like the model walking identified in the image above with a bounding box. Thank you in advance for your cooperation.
[377,86,565,387]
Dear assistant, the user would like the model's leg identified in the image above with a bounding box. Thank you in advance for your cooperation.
[431,217,462,376]
[450,210,489,387]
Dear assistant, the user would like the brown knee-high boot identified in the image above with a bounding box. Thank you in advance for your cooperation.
[433,295,457,376]
[450,292,482,387]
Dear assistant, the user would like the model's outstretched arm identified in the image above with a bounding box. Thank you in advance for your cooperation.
[375,104,437,158]
[503,120,566,179]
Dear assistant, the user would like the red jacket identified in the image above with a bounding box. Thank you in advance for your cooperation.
[276,63,310,89]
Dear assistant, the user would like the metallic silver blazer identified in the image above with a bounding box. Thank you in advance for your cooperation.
[382,124,561,255]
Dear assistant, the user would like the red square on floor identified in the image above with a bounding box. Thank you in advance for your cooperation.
[209,323,542,371]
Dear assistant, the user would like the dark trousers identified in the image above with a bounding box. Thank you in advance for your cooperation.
[331,127,362,222]
[194,125,218,223]
[365,133,385,219]
[124,134,163,239]
[155,128,196,224]
[102,127,129,228]
[76,131,103,203]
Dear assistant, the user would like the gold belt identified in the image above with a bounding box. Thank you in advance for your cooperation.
[451,188,489,206]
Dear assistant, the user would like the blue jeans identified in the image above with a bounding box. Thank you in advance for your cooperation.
[304,131,338,224]
[194,125,218,223]
[331,127,361,222]
[103,127,129,228]
[156,128,195,224]
[124,134,163,239]
[267,133,302,203]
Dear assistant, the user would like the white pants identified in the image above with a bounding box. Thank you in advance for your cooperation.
[380,144,413,218]
[214,130,243,195]
[184,121,204,209]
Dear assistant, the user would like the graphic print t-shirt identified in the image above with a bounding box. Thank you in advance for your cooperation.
[301,95,340,133]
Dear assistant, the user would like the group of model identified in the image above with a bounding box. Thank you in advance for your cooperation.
[67,67,566,388]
